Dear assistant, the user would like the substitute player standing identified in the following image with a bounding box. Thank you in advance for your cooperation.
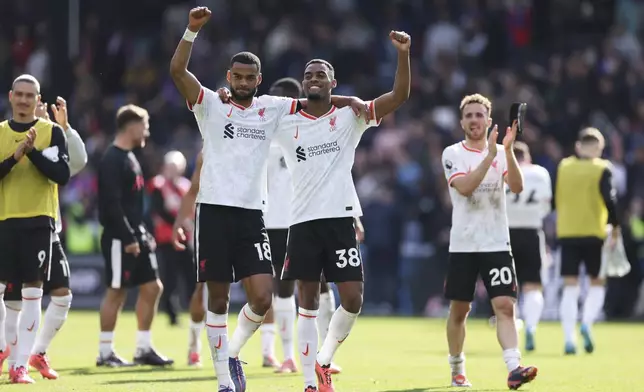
[97,105,173,367]
[505,142,551,352]
[0,75,70,384]
[442,94,537,389]
[275,31,411,392]
[555,128,620,355]
[4,96,88,381]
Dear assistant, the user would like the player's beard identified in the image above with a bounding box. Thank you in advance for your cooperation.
[230,86,257,101]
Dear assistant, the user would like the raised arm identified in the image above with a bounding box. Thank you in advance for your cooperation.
[371,31,411,121]
[172,153,202,250]
[49,96,88,176]
[170,7,212,106]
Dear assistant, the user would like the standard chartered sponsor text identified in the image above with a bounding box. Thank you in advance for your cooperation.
[307,141,341,156]
[237,127,266,140]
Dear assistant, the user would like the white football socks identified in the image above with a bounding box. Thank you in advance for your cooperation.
[502,348,521,372]
[5,300,21,368]
[136,330,152,352]
[17,287,43,367]
[560,285,580,344]
[206,312,233,389]
[99,331,115,358]
[582,286,605,327]
[522,290,544,333]
[32,294,72,354]
[317,305,358,366]
[228,304,264,358]
[259,323,276,358]
[448,352,466,375]
[0,283,7,351]
[273,295,296,361]
[189,320,205,354]
[317,291,335,343]
[298,308,318,388]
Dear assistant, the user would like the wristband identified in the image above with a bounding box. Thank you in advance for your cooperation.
[183,28,198,42]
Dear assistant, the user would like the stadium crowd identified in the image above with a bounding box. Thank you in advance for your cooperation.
[0,0,643,317]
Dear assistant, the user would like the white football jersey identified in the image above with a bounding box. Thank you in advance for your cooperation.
[442,142,511,253]
[275,102,380,225]
[188,87,297,210]
[264,144,292,229]
[506,163,552,229]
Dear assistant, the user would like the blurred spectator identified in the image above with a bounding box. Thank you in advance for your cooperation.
[2,0,644,316]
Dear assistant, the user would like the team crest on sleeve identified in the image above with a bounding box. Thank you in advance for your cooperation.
[444,159,456,173]
[258,107,266,121]
[329,116,337,132]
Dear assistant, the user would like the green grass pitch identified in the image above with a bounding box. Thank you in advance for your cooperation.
[1,311,641,391]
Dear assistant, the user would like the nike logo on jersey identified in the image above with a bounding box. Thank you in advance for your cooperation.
[227,106,233,118]
[294,126,299,139]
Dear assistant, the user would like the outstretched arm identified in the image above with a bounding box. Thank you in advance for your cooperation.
[371,31,411,121]
[170,7,212,106]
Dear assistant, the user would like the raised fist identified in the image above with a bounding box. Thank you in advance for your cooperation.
[389,31,411,52]
[188,7,212,32]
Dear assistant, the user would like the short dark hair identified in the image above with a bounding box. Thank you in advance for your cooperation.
[513,141,530,161]
[305,59,335,79]
[116,104,149,131]
[270,77,303,98]
[230,52,261,72]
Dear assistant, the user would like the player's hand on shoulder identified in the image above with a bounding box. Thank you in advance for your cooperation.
[188,6,212,32]
[124,241,141,257]
[172,224,187,251]
[487,124,498,158]
[216,87,232,103]
[348,97,371,123]
[51,97,69,130]
[389,31,411,52]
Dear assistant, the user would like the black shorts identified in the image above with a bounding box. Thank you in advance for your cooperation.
[268,229,288,279]
[445,251,518,302]
[509,228,544,285]
[0,226,54,284]
[195,204,273,283]
[559,237,604,278]
[282,217,362,283]
[100,234,159,289]
[4,241,70,301]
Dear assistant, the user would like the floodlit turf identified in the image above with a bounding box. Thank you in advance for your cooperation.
[1,311,642,391]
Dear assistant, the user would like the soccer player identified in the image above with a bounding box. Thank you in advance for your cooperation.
[148,151,194,326]
[441,94,537,389]
[555,127,620,355]
[170,7,365,391]
[505,141,551,352]
[273,31,411,392]
[171,152,207,367]
[0,75,71,384]
[96,105,173,367]
[4,96,88,381]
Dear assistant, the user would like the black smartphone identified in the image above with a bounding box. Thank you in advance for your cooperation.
[509,103,527,134]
